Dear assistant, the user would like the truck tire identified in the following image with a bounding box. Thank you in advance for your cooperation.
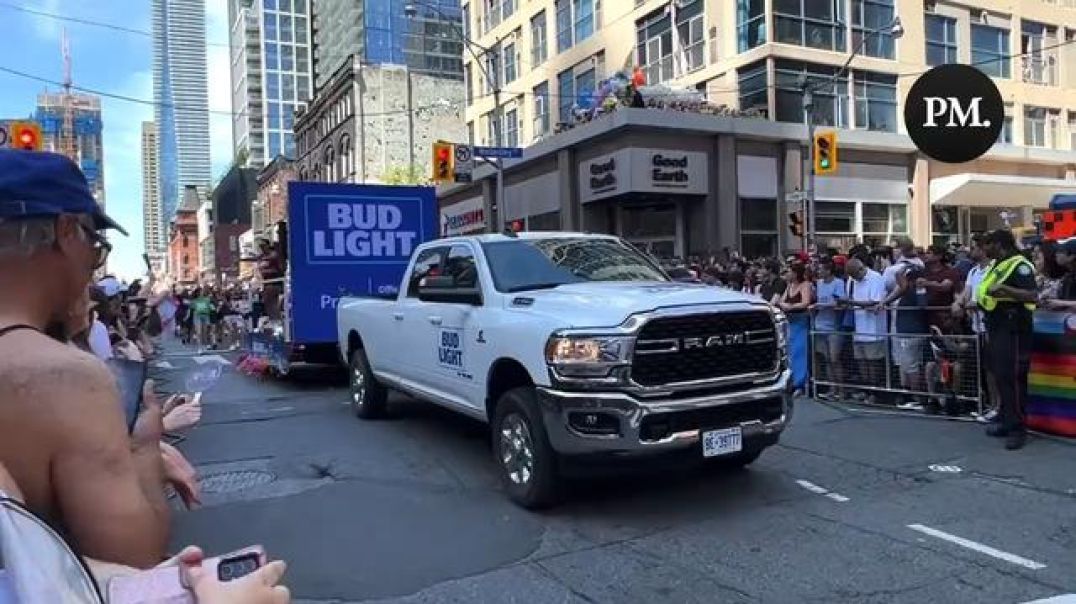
[349,348,387,419]
[492,387,561,509]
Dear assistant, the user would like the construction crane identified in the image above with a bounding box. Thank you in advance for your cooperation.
[59,28,77,161]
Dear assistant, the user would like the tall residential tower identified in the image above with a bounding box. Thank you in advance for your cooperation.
[141,121,163,258]
[228,0,314,167]
[152,0,211,229]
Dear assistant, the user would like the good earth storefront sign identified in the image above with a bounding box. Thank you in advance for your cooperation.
[579,148,708,203]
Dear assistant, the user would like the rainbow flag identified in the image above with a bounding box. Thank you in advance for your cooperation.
[1027,311,1076,437]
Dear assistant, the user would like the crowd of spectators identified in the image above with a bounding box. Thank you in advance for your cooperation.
[0,150,289,602]
[660,232,1076,415]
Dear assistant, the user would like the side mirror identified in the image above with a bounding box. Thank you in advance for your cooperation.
[417,276,482,305]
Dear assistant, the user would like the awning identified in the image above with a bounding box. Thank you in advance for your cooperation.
[931,174,1076,208]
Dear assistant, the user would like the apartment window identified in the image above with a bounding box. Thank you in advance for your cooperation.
[483,0,500,32]
[1070,112,1076,150]
[998,116,1013,144]
[637,9,673,85]
[971,25,1010,79]
[851,0,895,59]
[503,42,517,83]
[737,60,768,116]
[676,0,705,74]
[462,4,470,39]
[556,0,595,52]
[531,11,548,66]
[467,121,475,144]
[775,60,849,127]
[853,71,897,132]
[737,0,766,52]
[1021,20,1057,86]
[465,64,473,104]
[505,108,519,148]
[486,51,500,93]
[774,0,846,52]
[533,81,550,136]
[1024,106,1053,147]
[487,111,502,145]
[925,14,957,66]
[557,69,573,123]
[501,0,515,20]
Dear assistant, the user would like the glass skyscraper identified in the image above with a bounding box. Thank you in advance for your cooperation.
[152,0,211,225]
[229,0,313,166]
[312,0,464,90]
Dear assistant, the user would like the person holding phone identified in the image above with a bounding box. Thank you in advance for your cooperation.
[812,260,846,400]
[0,150,174,568]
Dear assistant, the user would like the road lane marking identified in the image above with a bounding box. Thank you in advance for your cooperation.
[928,464,963,473]
[795,479,849,502]
[193,354,232,365]
[907,524,1047,570]
[1022,596,1076,604]
[152,360,175,369]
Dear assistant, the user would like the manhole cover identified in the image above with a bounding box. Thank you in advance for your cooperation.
[199,470,276,494]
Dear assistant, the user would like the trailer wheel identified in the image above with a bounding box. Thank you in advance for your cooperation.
[349,348,387,419]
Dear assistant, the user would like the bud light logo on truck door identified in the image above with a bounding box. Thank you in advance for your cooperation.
[904,64,1004,164]
[288,182,437,344]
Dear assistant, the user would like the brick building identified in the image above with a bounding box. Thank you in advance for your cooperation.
[168,185,201,285]
[255,155,296,233]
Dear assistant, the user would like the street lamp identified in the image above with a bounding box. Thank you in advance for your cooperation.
[801,17,903,252]
[405,1,509,232]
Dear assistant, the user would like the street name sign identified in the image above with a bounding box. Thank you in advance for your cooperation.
[474,146,523,159]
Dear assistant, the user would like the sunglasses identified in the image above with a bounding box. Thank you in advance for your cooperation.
[78,223,112,269]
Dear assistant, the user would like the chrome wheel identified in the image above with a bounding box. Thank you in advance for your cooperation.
[499,413,535,486]
[351,364,366,407]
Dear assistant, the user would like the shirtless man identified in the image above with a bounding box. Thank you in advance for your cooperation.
[0,150,171,568]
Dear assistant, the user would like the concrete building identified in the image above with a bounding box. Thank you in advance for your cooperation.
[35,92,104,205]
[448,0,1076,252]
[228,0,314,166]
[153,0,212,225]
[141,121,164,257]
[169,185,202,285]
[294,57,466,185]
[311,0,464,90]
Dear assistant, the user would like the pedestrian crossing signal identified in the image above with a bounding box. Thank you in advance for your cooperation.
[432,142,454,182]
[788,211,804,237]
[813,131,837,175]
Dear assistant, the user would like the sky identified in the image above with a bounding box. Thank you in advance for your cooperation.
[0,0,232,281]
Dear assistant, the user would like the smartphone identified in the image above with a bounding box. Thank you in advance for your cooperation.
[107,358,148,433]
[108,546,266,604]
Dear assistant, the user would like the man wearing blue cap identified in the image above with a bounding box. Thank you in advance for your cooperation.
[0,150,172,567]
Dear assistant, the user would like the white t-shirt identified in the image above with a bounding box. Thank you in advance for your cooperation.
[87,320,112,361]
[850,269,887,342]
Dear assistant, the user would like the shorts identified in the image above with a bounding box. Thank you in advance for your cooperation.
[193,314,210,329]
[813,332,844,358]
[894,337,924,373]
[853,341,885,361]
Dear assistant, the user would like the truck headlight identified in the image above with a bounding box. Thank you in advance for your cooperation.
[545,336,631,378]
[773,309,789,353]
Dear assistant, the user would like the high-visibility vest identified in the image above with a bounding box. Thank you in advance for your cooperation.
[975,254,1037,312]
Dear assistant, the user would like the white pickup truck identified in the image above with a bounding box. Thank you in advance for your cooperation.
[337,232,792,507]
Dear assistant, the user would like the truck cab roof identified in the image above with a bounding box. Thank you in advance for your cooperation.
[430,231,621,246]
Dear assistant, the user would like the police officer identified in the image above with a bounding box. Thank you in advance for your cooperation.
[976,229,1037,450]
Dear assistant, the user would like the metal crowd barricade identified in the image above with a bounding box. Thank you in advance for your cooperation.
[807,305,986,416]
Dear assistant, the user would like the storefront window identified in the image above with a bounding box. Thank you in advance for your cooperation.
[528,211,561,231]
[622,205,676,238]
[814,201,855,233]
[739,198,777,259]
[862,203,906,237]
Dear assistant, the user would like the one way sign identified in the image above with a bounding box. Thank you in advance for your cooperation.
[454,144,473,183]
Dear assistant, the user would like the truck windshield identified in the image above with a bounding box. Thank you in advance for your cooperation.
[481,237,669,293]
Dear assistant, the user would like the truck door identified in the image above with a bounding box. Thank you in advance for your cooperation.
[425,243,485,410]
[394,246,449,384]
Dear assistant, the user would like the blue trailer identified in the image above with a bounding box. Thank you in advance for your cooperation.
[248,182,438,374]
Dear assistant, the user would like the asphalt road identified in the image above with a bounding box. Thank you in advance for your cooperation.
[154,347,1076,604]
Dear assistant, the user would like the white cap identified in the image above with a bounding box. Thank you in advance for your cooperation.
[96,277,125,297]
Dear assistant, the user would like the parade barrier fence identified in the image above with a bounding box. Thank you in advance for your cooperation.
[807,306,985,416]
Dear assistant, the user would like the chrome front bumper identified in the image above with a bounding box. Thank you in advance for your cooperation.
[536,370,793,457]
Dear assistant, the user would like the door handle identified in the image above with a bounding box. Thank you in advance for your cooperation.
[427,316,443,326]
[393,313,404,321]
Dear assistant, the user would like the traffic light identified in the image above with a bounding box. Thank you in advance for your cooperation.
[9,121,43,151]
[431,141,454,182]
[813,131,837,175]
[788,211,804,237]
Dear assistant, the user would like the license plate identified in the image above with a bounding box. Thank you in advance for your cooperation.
[701,427,743,458]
